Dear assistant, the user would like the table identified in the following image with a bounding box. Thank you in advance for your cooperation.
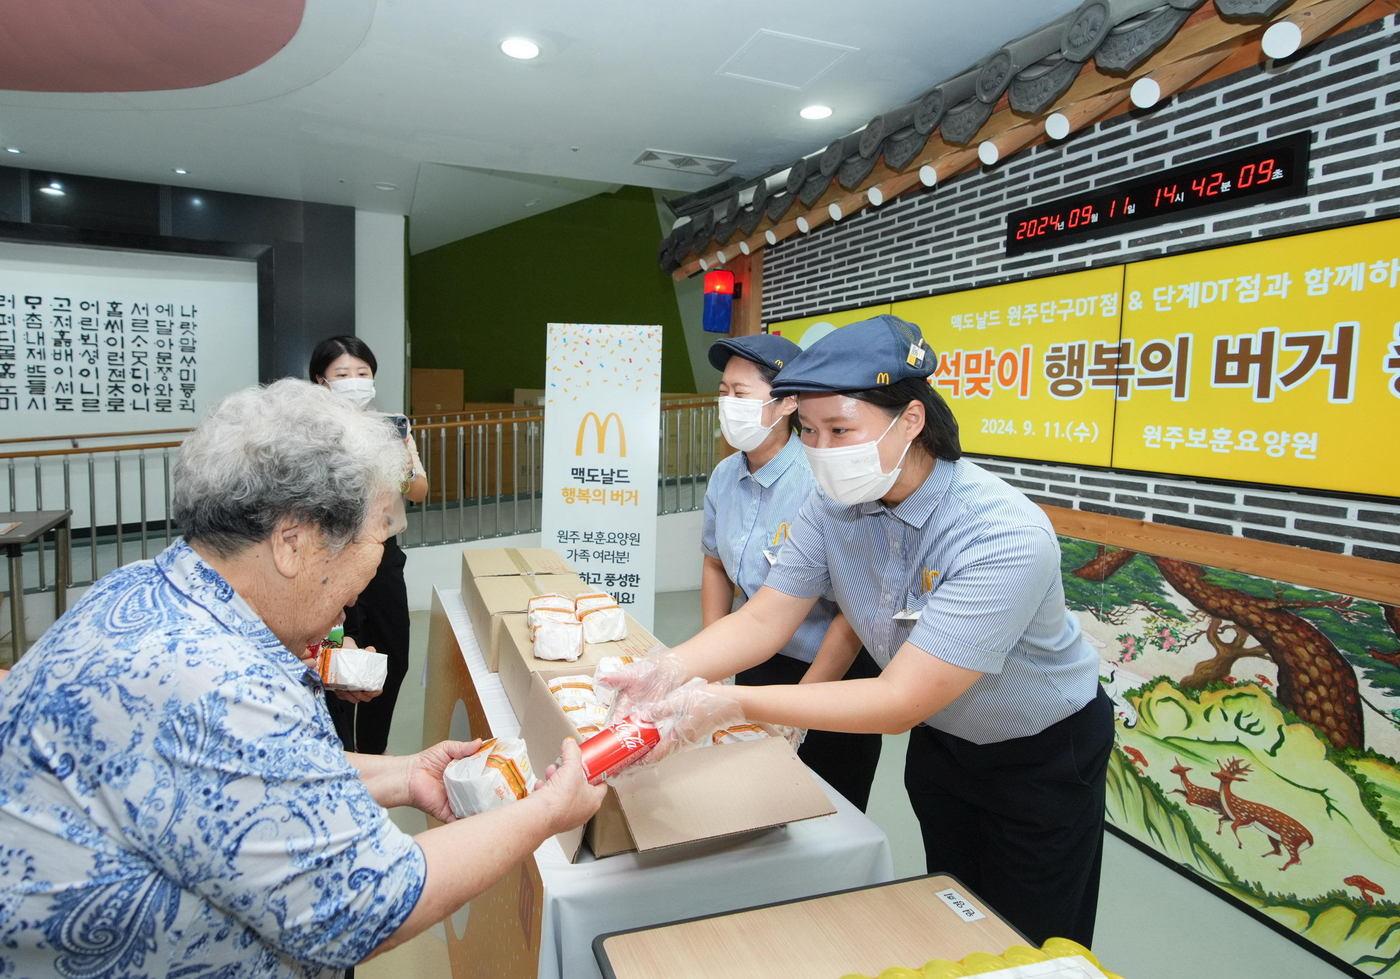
[1,510,71,663]
[594,874,1027,979]
[424,586,895,979]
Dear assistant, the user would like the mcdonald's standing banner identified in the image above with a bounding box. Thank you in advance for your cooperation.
[541,323,662,630]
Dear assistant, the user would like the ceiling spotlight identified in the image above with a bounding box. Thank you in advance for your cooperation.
[4,147,21,154]
[373,182,398,191]
[172,167,188,175]
[39,182,64,197]
[500,37,540,60]
[191,197,204,207]
[799,104,833,121]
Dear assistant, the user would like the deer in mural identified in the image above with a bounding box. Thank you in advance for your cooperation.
[1168,758,1227,833]
[1211,757,1314,871]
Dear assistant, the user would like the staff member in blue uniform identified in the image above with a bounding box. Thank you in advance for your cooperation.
[703,334,882,811]
[614,316,1111,946]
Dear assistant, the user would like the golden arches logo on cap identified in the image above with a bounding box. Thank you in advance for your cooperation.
[774,358,784,368]
[875,371,891,385]
[575,411,627,457]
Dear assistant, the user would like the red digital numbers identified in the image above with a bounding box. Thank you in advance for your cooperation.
[1237,157,1276,189]
[1153,183,1181,208]
[1190,171,1225,198]
[1066,203,1094,228]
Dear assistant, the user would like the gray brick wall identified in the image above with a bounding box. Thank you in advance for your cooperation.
[760,14,1400,565]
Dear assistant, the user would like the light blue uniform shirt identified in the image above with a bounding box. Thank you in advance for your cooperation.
[764,458,1098,743]
[702,434,837,664]
[0,540,425,977]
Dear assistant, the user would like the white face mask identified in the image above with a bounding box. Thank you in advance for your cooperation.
[717,396,780,452]
[803,412,913,506]
[328,377,375,409]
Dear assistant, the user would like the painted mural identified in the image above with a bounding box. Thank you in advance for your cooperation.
[1060,537,1400,976]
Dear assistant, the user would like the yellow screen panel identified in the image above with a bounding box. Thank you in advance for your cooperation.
[1113,217,1400,496]
[892,266,1124,466]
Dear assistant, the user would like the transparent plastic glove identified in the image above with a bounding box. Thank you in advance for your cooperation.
[632,679,745,764]
[772,724,808,751]
[596,645,688,723]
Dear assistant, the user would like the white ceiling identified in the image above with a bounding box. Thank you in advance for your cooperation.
[0,0,1080,253]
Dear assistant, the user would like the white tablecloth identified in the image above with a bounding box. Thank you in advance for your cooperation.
[437,587,895,979]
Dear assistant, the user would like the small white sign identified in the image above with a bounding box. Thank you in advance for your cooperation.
[893,608,923,622]
[935,886,985,922]
[762,548,778,566]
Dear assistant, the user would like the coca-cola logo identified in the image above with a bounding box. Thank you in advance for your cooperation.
[613,724,648,750]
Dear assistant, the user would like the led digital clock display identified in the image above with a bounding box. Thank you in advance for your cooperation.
[1005,133,1310,256]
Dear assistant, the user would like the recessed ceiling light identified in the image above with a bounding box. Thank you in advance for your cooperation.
[373,182,398,191]
[800,104,833,121]
[172,167,188,175]
[500,37,540,60]
[4,147,21,154]
[39,183,64,197]
[191,197,204,207]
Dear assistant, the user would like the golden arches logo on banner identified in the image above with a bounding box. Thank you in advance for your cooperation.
[921,568,940,593]
[770,522,791,547]
[575,411,628,456]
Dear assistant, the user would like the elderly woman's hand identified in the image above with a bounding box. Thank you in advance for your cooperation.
[404,739,483,822]
[531,739,607,834]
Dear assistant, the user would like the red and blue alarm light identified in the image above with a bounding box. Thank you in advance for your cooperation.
[702,269,735,333]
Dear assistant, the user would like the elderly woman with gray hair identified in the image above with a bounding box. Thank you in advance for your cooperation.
[0,380,603,978]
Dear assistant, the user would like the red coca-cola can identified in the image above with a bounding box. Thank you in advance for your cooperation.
[578,719,660,785]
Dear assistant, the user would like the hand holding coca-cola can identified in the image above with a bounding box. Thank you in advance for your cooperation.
[577,718,661,784]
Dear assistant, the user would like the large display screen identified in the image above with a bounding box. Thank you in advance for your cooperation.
[768,215,1400,497]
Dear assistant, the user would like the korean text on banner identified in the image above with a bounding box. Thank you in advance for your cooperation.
[541,324,662,630]
[1114,219,1400,496]
[893,265,1124,466]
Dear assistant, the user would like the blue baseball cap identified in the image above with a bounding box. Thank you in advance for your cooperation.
[770,314,934,395]
[707,333,803,374]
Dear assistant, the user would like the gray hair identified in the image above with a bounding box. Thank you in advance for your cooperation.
[172,379,408,556]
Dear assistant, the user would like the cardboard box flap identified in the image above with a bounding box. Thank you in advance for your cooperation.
[519,674,588,862]
[611,738,836,852]
[464,547,572,579]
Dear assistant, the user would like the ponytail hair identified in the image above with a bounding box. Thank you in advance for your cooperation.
[847,378,961,461]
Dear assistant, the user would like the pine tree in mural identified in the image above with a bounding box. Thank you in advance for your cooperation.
[1075,550,1365,750]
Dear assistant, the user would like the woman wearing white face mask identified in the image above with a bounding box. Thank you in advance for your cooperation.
[607,316,1111,949]
[701,335,882,811]
[310,336,428,755]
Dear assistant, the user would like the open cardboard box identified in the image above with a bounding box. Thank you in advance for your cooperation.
[460,548,590,670]
[519,666,837,862]
[496,611,659,720]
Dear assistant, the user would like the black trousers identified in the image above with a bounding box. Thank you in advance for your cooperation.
[904,686,1113,947]
[327,537,411,755]
[736,648,883,812]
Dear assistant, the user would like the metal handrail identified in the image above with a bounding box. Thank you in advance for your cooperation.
[0,427,195,446]
[0,441,185,461]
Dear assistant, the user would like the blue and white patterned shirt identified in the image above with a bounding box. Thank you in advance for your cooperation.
[703,434,837,664]
[0,539,425,978]
[763,458,1098,743]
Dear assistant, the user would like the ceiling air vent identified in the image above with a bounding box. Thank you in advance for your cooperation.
[634,149,735,177]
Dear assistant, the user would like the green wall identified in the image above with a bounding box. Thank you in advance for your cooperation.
[409,185,695,404]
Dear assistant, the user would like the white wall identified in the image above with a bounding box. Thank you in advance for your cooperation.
[355,211,407,414]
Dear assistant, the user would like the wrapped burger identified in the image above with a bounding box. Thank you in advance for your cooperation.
[443,737,538,818]
[575,592,627,643]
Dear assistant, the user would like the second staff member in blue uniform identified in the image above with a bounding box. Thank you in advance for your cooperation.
[703,334,881,811]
